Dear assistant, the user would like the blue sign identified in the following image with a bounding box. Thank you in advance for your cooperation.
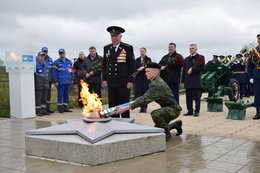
[22,55,34,62]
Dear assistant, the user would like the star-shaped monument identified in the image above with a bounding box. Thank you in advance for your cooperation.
[26,118,164,144]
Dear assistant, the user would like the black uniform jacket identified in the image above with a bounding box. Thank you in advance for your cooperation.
[103,42,135,88]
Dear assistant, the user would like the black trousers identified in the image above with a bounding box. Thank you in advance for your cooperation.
[185,88,201,113]
[77,83,83,108]
[46,83,52,111]
[35,89,48,110]
[108,87,130,118]
[89,83,102,98]
[239,82,245,99]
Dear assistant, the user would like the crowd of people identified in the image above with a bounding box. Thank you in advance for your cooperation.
[33,26,260,140]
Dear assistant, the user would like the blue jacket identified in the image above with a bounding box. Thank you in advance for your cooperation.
[44,55,54,82]
[35,58,49,89]
[231,60,246,83]
[52,58,74,84]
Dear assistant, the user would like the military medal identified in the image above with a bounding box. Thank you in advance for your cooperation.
[106,50,110,58]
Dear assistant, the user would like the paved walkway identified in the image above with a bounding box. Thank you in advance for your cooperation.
[1,94,260,172]
[36,94,260,141]
[0,119,260,173]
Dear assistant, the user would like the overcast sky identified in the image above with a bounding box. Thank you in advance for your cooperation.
[0,0,259,63]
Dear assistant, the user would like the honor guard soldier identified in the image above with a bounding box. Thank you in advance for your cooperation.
[35,51,50,116]
[102,26,135,118]
[248,34,260,120]
[205,55,220,98]
[134,47,152,113]
[182,44,205,117]
[115,62,183,141]
[231,54,246,100]
[52,48,74,113]
[206,55,221,66]
[159,42,183,104]
[41,47,54,113]
[244,53,252,97]
[73,51,86,108]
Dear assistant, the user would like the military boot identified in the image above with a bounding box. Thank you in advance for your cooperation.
[58,105,64,113]
[253,109,260,120]
[36,109,43,116]
[41,107,50,115]
[63,105,73,112]
[169,120,183,136]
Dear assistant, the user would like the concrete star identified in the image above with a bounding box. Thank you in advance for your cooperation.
[26,118,164,144]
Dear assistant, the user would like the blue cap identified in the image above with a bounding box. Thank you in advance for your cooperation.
[41,47,48,52]
[38,51,45,56]
[58,48,65,53]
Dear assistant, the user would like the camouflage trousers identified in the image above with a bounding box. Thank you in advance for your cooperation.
[151,106,181,132]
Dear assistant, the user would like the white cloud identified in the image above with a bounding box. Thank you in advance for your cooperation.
[0,0,259,63]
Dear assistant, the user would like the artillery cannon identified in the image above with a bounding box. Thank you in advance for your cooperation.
[202,50,246,112]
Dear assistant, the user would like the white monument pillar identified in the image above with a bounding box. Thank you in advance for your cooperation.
[5,51,36,119]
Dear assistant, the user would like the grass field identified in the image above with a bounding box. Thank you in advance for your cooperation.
[0,69,109,117]
[0,67,9,117]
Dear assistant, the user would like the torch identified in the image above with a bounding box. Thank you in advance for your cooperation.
[99,101,135,118]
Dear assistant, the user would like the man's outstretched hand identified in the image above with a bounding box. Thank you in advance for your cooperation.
[115,106,131,114]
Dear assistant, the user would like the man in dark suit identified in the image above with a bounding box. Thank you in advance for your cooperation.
[159,42,183,104]
[82,46,103,98]
[134,47,152,113]
[102,26,135,118]
[182,44,205,117]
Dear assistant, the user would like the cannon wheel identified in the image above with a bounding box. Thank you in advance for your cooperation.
[227,78,240,101]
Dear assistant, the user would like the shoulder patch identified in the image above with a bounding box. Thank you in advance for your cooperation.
[104,43,113,48]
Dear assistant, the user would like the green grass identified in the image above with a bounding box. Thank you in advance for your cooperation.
[49,85,109,111]
[0,67,9,117]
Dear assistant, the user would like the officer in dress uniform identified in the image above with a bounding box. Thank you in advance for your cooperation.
[73,51,86,108]
[41,47,54,113]
[159,42,183,104]
[182,44,205,117]
[243,53,252,97]
[115,62,183,141]
[248,34,260,120]
[35,51,50,116]
[102,26,135,118]
[52,48,74,113]
[134,47,151,113]
[231,54,246,100]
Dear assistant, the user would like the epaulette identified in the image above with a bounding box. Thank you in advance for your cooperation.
[104,43,113,48]
[120,42,132,47]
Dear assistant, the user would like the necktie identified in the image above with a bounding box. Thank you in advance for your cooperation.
[111,47,116,53]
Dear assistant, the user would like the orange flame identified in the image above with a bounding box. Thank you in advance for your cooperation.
[80,80,102,118]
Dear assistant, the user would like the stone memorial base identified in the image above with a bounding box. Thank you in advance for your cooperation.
[25,133,165,165]
[25,118,166,165]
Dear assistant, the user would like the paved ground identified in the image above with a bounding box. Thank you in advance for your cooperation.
[36,94,260,141]
[0,119,260,173]
[1,94,260,172]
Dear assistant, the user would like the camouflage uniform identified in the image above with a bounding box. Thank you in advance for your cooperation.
[130,76,182,132]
